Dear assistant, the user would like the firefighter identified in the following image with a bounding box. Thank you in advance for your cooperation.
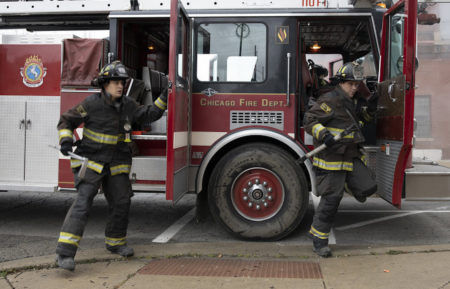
[56,61,168,271]
[304,61,378,257]
[314,64,330,88]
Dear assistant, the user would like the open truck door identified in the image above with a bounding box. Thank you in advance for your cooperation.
[166,0,191,202]
[377,0,417,207]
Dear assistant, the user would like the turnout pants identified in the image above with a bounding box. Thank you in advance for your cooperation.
[309,158,377,241]
[56,166,132,257]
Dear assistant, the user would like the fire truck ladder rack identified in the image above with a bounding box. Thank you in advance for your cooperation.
[0,0,134,30]
[0,0,132,15]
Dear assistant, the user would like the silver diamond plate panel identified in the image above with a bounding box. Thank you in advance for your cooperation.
[230,110,284,130]
[131,156,166,181]
[375,140,403,202]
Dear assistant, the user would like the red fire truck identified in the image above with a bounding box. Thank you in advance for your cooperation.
[0,0,417,240]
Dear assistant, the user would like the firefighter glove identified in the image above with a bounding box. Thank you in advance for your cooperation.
[159,86,168,103]
[367,91,379,114]
[323,133,337,147]
[60,142,73,156]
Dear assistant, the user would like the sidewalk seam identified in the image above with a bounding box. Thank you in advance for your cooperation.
[437,280,450,289]
[1,277,14,289]
[115,262,148,288]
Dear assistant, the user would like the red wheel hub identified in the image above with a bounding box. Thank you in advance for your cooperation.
[231,167,284,221]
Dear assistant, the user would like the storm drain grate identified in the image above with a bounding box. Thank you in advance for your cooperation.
[139,258,322,279]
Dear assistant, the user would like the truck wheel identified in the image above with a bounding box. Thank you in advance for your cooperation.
[208,142,309,240]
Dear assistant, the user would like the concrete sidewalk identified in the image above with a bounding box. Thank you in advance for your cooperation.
[1,243,449,289]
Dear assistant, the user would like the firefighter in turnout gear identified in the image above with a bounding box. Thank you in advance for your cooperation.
[56,61,168,271]
[304,61,378,257]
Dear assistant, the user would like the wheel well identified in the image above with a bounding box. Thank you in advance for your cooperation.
[198,135,311,199]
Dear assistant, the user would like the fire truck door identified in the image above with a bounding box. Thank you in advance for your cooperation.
[377,0,417,207]
[166,0,191,202]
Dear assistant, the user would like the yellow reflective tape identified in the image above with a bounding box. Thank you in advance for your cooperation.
[70,159,83,168]
[59,129,73,142]
[313,157,353,171]
[310,226,329,239]
[361,154,368,166]
[70,159,104,173]
[83,128,119,144]
[312,123,326,140]
[154,97,167,110]
[110,164,131,176]
[87,161,104,173]
[105,236,126,246]
[58,232,81,247]
[106,236,126,241]
[327,127,354,139]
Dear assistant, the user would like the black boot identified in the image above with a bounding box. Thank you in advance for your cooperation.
[107,245,134,257]
[309,233,332,257]
[313,239,332,257]
[56,255,75,271]
[354,194,367,203]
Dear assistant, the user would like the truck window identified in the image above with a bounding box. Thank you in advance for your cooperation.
[356,52,377,79]
[196,23,267,82]
[306,54,343,81]
[388,11,405,78]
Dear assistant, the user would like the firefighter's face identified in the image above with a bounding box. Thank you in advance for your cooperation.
[105,79,124,100]
[340,81,361,98]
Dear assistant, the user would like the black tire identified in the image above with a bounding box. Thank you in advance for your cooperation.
[208,142,309,240]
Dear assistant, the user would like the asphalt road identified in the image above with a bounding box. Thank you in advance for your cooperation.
[0,190,449,263]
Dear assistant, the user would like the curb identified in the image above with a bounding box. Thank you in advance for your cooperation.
[1,242,449,274]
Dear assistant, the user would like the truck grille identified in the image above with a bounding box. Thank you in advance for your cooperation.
[230,111,284,130]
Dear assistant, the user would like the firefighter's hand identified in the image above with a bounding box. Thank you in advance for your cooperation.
[367,91,379,114]
[60,142,73,156]
[159,87,168,103]
[323,133,337,147]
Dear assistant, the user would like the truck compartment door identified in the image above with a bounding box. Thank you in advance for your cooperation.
[166,0,191,202]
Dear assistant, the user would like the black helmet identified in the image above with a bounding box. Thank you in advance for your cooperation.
[335,62,365,82]
[92,61,129,87]
[314,65,328,77]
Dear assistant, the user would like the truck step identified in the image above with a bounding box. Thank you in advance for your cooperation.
[131,183,166,192]
[132,134,167,141]
[405,163,450,200]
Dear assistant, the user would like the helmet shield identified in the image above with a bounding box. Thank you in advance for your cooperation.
[352,63,364,80]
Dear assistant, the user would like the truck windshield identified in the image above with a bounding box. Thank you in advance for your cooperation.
[197,23,267,82]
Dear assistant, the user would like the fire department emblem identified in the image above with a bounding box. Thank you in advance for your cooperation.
[276,26,289,44]
[20,55,47,88]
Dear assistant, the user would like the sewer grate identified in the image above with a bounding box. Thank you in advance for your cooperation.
[139,258,322,279]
